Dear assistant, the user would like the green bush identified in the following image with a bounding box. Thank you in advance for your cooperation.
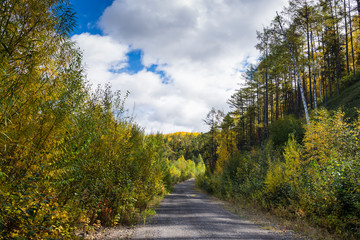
[270,115,305,148]
[199,108,360,238]
[169,156,205,184]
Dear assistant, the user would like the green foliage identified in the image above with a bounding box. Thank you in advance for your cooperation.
[340,72,360,90]
[264,134,302,208]
[141,208,156,226]
[198,143,273,203]
[161,132,203,161]
[0,1,175,238]
[199,108,360,238]
[0,75,169,238]
[198,0,360,236]
[0,1,85,238]
[269,115,305,147]
[160,132,206,185]
[327,80,360,120]
[54,89,168,228]
[299,109,360,235]
[168,156,205,184]
[196,167,220,195]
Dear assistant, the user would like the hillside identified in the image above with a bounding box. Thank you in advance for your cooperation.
[326,79,360,119]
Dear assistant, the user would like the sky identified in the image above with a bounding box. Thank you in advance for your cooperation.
[70,0,288,133]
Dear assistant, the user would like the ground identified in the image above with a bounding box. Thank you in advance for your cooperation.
[85,179,307,239]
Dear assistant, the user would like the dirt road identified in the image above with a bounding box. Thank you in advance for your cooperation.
[132,179,299,240]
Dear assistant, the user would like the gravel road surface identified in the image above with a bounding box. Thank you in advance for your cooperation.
[132,179,298,240]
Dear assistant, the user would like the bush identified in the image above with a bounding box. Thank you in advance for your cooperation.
[199,108,360,238]
[168,155,205,184]
[270,115,305,148]
[264,135,302,208]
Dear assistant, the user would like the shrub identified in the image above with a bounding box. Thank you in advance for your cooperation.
[168,156,204,184]
[270,115,305,148]
[301,109,360,235]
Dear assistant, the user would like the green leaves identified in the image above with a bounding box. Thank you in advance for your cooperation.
[199,107,360,237]
[0,171,7,181]
[0,0,171,238]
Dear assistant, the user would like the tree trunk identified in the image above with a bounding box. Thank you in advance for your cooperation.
[262,62,269,142]
[331,0,341,95]
[257,79,261,144]
[277,12,309,123]
[294,68,300,116]
[324,70,328,105]
[265,66,269,136]
[317,34,323,103]
[301,45,308,102]
[321,33,328,104]
[306,4,313,109]
[311,31,317,108]
[270,77,274,124]
[327,50,332,97]
[318,71,323,103]
[349,0,356,74]
[344,0,350,75]
[275,78,279,120]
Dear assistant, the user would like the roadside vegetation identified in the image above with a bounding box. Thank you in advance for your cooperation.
[2,0,360,239]
[197,108,360,239]
[196,0,360,239]
[0,1,203,239]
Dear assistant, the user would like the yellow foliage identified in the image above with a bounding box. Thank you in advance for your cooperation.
[169,164,181,180]
[265,161,286,195]
[283,134,303,189]
[163,132,201,137]
[215,128,239,174]
[0,1,171,237]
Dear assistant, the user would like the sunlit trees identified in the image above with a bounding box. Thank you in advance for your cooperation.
[218,0,360,151]
[199,0,360,237]
[160,132,205,184]
[203,108,223,172]
[0,0,84,238]
[0,1,189,238]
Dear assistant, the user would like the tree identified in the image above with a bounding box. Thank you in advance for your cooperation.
[0,0,83,238]
[203,108,223,172]
[276,12,310,123]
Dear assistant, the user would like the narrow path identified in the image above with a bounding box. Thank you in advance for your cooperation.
[132,179,298,240]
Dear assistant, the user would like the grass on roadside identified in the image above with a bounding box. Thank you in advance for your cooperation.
[216,195,340,240]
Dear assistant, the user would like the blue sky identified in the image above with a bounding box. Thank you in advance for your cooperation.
[71,0,170,82]
[71,0,143,75]
[69,0,288,133]
[71,0,112,35]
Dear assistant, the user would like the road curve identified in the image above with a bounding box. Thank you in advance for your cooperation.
[132,179,297,240]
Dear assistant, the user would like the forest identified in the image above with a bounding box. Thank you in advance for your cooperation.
[1,0,360,239]
[0,1,204,238]
[197,0,360,239]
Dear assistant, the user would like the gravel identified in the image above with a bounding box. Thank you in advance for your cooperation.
[131,179,299,240]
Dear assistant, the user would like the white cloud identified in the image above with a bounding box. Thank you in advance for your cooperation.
[99,0,287,66]
[72,0,288,133]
